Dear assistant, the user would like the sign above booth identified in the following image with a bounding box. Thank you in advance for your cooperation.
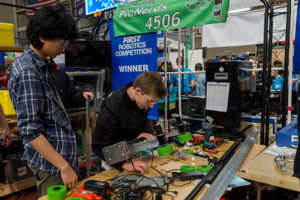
[113,0,230,37]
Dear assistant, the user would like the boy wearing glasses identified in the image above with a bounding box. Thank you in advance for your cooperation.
[93,71,167,173]
[9,4,79,195]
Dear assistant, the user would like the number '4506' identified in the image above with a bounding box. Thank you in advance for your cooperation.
[145,12,181,30]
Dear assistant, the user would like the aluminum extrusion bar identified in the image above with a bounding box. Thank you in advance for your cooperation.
[184,137,243,200]
[201,131,259,200]
[85,99,91,177]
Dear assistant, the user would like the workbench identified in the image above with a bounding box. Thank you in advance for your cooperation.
[38,138,266,200]
[238,143,300,200]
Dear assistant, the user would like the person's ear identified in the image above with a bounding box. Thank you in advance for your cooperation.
[134,87,142,95]
[39,37,46,44]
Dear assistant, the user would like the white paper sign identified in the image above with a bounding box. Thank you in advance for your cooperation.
[206,82,230,112]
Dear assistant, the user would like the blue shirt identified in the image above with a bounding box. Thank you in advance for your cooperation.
[170,68,196,92]
[193,73,206,96]
[272,75,296,91]
[9,46,78,177]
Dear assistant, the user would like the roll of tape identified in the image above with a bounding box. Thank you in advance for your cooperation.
[180,165,196,173]
[47,185,66,200]
[157,144,174,156]
[177,132,192,143]
[183,149,194,155]
[68,198,85,200]
[197,164,212,173]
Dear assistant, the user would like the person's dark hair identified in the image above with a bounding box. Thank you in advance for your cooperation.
[26,4,78,49]
[133,71,167,98]
[273,60,283,67]
[206,59,214,62]
[219,55,228,61]
[195,63,203,71]
[176,57,184,67]
[277,70,284,76]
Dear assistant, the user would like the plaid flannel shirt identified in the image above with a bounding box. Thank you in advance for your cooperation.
[9,46,78,177]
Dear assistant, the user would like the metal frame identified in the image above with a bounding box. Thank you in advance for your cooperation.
[67,70,106,177]
[260,0,292,145]
[67,70,106,113]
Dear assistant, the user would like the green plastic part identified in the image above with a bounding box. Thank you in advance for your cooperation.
[177,132,192,143]
[180,165,196,173]
[197,164,212,173]
[157,144,174,156]
[47,185,66,200]
[183,149,194,155]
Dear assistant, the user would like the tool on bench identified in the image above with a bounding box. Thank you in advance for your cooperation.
[174,149,190,161]
[72,186,102,200]
[193,152,218,167]
[275,154,295,174]
[71,180,110,200]
[190,134,227,146]
[202,121,215,149]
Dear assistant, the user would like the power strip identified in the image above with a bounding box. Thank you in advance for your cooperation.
[172,172,204,180]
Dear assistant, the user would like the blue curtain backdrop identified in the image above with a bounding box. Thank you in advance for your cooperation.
[109,20,159,120]
[293,5,300,74]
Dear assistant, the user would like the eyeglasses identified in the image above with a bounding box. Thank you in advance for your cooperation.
[141,92,158,105]
[58,39,70,47]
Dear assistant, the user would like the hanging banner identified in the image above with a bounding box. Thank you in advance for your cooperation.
[109,20,159,120]
[293,4,300,74]
[113,0,230,37]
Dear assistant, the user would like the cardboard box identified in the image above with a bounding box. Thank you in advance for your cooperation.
[3,158,33,184]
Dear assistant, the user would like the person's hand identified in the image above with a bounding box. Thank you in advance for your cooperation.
[137,133,155,140]
[2,127,11,148]
[60,164,78,189]
[122,160,149,173]
[83,92,94,102]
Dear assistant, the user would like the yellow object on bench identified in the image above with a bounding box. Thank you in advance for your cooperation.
[0,23,15,46]
[0,90,16,116]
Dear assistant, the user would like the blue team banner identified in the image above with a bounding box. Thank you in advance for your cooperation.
[109,20,159,120]
[293,5,300,74]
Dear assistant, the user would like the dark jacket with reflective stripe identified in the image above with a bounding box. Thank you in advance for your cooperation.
[92,82,153,170]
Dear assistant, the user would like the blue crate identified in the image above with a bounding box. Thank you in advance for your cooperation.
[276,119,298,148]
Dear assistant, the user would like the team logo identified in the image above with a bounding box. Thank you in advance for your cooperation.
[185,0,223,22]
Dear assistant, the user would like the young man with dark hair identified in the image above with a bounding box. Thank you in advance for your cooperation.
[93,71,167,173]
[9,4,79,195]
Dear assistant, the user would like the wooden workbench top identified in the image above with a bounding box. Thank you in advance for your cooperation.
[238,143,300,192]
